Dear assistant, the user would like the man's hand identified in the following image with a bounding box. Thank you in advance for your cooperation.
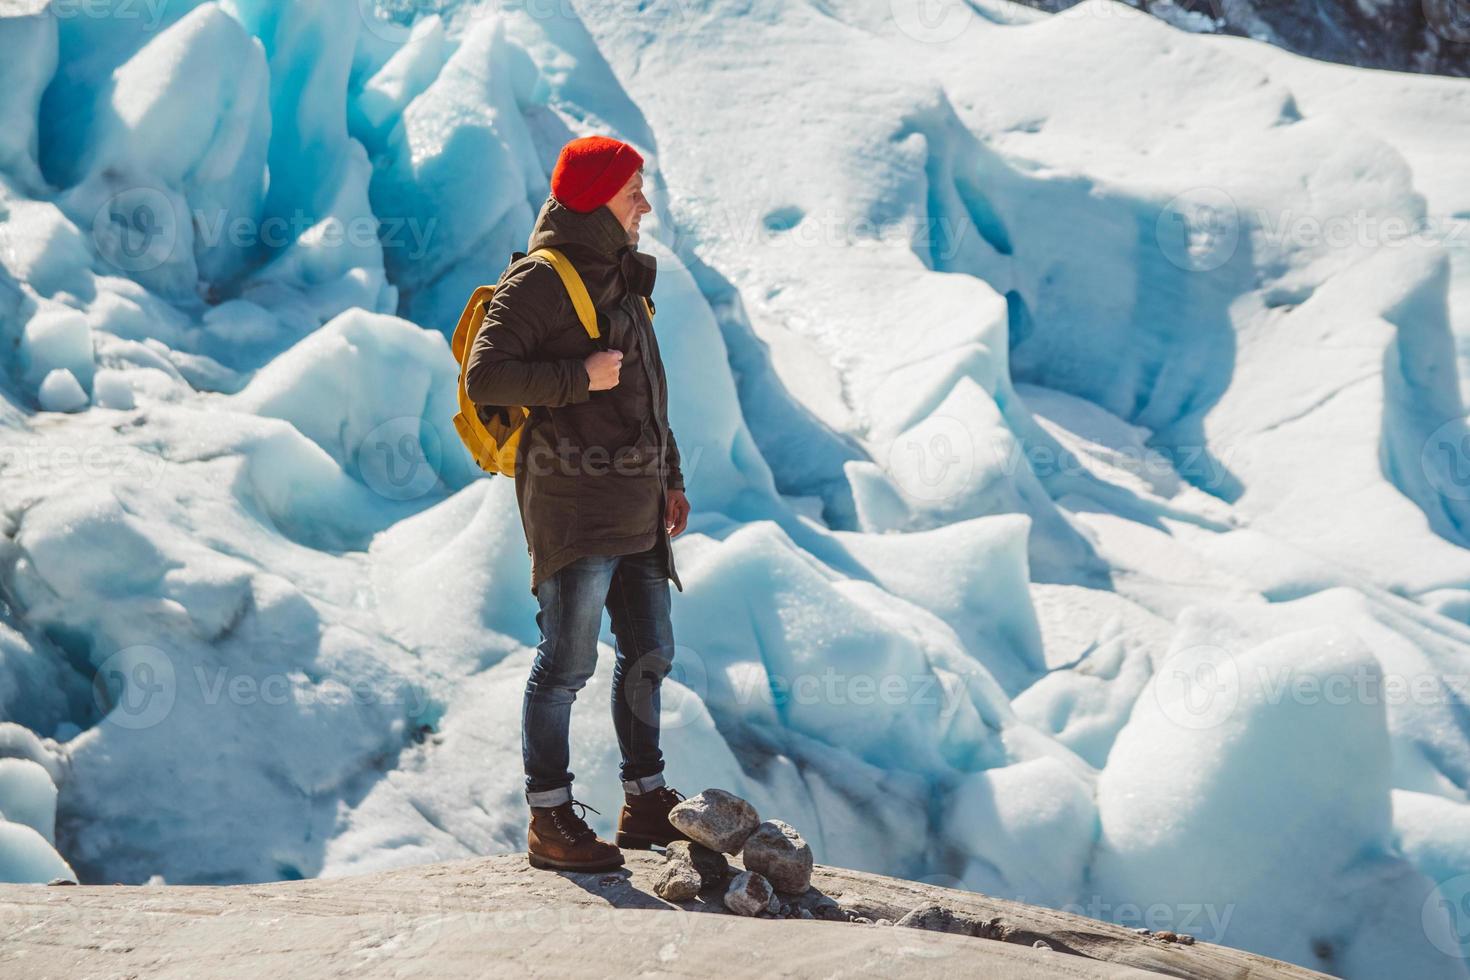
[584,350,623,391]
[665,489,690,537]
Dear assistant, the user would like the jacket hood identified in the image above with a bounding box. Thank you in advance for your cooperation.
[526,194,657,298]
[527,195,631,259]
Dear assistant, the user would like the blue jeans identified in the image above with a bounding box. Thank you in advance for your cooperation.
[522,539,676,807]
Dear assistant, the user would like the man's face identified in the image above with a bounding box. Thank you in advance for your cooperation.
[605,170,652,244]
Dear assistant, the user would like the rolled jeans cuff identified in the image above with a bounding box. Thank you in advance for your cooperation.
[527,785,573,808]
[622,772,666,795]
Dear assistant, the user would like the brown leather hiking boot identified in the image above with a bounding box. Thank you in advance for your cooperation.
[615,786,693,850]
[527,800,625,872]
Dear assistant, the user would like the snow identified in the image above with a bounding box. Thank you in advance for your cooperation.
[0,196,93,300]
[0,0,1468,975]
[90,368,136,410]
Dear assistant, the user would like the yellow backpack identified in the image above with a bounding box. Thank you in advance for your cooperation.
[451,247,602,476]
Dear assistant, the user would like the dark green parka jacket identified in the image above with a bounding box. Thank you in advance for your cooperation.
[464,195,684,596]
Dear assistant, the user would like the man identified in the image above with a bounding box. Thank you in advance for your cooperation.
[464,136,692,872]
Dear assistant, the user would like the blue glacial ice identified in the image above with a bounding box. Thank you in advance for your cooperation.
[0,0,1469,974]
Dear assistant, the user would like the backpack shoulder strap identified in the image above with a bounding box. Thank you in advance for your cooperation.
[451,284,498,362]
[528,247,601,341]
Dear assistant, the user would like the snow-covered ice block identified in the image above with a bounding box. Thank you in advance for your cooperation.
[37,369,88,413]
[351,15,448,151]
[946,755,1095,908]
[0,8,57,189]
[22,307,93,389]
[230,308,478,497]
[1095,624,1457,975]
[0,758,60,844]
[0,821,74,885]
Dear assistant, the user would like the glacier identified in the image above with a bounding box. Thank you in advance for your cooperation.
[1,0,1469,975]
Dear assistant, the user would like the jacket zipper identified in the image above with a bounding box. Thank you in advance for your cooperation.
[627,293,667,485]
[627,294,678,579]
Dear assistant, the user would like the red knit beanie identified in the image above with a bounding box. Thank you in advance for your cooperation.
[550,136,644,213]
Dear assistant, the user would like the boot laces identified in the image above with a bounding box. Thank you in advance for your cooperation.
[551,799,601,842]
[632,785,685,810]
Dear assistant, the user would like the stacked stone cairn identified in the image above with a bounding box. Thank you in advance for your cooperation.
[654,788,816,919]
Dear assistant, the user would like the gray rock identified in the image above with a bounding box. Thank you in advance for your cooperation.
[894,904,978,936]
[811,898,846,923]
[724,870,775,917]
[766,889,780,915]
[653,860,702,902]
[798,908,815,920]
[668,789,760,854]
[663,839,729,890]
[740,819,813,894]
